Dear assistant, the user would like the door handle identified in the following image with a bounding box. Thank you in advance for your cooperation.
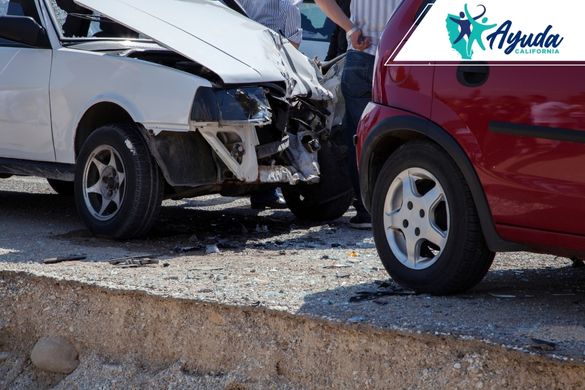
[457,63,490,87]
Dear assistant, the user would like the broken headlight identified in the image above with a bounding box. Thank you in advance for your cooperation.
[190,87,272,127]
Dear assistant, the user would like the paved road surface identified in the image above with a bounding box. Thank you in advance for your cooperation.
[1,176,585,361]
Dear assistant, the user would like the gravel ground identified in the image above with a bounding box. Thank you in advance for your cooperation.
[2,351,297,390]
[2,176,585,362]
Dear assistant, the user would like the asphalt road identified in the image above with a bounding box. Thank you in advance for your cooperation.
[2,176,585,361]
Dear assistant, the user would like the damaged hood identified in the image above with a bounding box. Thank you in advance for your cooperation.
[76,0,332,99]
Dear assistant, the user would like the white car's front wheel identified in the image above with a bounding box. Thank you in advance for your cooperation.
[74,124,163,239]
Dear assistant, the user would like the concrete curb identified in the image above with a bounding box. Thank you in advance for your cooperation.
[2,270,585,389]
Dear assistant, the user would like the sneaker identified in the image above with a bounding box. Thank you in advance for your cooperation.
[349,213,372,229]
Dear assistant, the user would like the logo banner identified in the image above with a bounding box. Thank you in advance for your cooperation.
[390,0,576,63]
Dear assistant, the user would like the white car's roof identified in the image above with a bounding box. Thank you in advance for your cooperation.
[76,0,286,84]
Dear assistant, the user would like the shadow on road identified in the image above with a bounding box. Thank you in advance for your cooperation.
[0,188,369,261]
[298,263,585,358]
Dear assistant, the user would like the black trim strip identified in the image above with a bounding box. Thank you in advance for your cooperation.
[0,158,75,181]
[489,121,585,143]
[359,114,525,252]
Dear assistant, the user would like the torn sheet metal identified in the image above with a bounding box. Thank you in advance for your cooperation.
[287,131,320,184]
[198,126,259,182]
[258,165,298,185]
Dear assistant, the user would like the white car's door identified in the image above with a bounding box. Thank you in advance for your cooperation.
[0,2,54,161]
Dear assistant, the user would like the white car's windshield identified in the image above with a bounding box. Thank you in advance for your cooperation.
[47,0,148,40]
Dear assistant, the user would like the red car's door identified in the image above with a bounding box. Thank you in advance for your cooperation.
[432,65,585,236]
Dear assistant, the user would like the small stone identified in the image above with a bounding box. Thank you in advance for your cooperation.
[453,363,462,369]
[31,336,79,374]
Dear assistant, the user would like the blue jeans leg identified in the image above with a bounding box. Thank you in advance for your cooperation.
[340,50,375,214]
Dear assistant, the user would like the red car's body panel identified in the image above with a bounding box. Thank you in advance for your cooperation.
[357,0,585,256]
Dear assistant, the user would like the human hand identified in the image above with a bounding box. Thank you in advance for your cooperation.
[351,29,372,51]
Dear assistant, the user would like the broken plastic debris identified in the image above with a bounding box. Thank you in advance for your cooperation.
[528,338,557,352]
[349,251,359,257]
[108,255,158,265]
[323,264,351,269]
[205,245,221,255]
[488,293,516,299]
[42,254,87,264]
[173,245,203,253]
[112,258,159,268]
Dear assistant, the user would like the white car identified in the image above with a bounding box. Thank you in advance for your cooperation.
[0,0,351,238]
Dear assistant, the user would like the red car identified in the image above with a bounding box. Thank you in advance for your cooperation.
[356,0,585,294]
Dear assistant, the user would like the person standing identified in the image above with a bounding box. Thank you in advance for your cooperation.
[325,0,351,60]
[315,0,402,229]
[237,0,303,209]
[238,0,303,48]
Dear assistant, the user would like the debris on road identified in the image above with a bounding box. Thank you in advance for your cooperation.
[323,264,351,269]
[42,254,86,264]
[173,245,203,254]
[109,256,160,268]
[489,293,517,299]
[528,338,557,352]
[205,245,221,255]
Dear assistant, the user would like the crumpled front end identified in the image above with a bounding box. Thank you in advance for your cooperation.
[186,33,344,190]
[188,84,329,187]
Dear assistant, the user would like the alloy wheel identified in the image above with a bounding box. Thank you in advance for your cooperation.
[383,167,450,270]
[82,145,127,221]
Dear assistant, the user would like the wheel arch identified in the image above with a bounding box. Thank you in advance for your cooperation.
[359,115,523,252]
[73,101,222,191]
[74,102,137,158]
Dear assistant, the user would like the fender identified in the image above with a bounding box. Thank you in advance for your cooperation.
[359,114,524,252]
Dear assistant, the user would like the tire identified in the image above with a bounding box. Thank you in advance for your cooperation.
[74,124,163,239]
[283,134,353,222]
[47,179,74,196]
[371,141,495,295]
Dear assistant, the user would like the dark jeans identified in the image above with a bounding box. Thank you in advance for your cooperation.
[340,50,375,214]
